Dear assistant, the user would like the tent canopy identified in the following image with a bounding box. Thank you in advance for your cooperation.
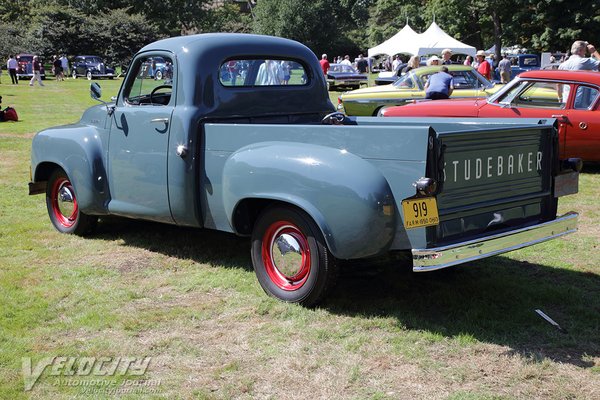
[368,22,476,58]
[367,25,419,58]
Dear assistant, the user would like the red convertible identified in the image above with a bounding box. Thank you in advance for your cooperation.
[381,70,600,162]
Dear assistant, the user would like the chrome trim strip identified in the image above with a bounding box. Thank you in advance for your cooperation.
[412,212,578,271]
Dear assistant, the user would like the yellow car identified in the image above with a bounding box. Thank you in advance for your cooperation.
[339,65,504,116]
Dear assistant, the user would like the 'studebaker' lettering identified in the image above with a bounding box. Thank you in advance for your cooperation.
[445,151,543,183]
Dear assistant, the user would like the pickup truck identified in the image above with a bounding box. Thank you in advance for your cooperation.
[29,33,580,306]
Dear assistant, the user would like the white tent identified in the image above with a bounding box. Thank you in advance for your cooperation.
[410,22,476,57]
[367,22,476,58]
[367,24,419,58]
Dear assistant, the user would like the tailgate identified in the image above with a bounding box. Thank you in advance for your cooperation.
[430,123,558,246]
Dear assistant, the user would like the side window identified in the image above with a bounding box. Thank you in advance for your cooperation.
[219,59,307,87]
[512,81,565,109]
[573,85,599,110]
[124,55,174,106]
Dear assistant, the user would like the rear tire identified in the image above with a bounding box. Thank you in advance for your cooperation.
[46,169,97,235]
[251,206,337,306]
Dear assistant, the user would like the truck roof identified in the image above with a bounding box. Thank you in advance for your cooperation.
[137,33,335,121]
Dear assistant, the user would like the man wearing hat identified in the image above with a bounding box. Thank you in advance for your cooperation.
[475,50,491,80]
[441,49,453,65]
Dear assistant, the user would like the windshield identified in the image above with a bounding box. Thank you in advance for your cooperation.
[329,64,358,74]
[392,71,417,89]
[488,78,525,104]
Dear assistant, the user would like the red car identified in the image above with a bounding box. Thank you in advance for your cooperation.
[381,70,600,162]
[16,53,46,80]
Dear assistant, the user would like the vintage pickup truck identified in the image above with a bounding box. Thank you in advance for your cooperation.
[29,33,580,306]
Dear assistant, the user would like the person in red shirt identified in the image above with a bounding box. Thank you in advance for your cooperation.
[475,50,491,80]
[319,53,330,75]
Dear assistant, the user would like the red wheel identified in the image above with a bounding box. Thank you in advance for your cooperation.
[46,169,97,235]
[251,206,337,306]
[261,220,312,291]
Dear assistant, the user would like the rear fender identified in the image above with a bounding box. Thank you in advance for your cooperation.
[223,142,396,259]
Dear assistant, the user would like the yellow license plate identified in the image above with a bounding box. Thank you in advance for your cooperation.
[401,197,439,229]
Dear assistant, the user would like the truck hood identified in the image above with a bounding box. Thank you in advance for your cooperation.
[380,98,484,117]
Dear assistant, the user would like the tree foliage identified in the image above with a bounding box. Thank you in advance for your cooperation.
[1,0,599,65]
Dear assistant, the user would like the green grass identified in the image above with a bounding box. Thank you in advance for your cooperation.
[0,78,599,399]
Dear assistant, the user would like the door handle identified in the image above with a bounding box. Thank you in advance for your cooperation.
[151,118,169,124]
[551,114,568,122]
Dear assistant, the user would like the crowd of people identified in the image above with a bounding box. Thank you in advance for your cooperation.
[318,39,600,99]
[4,54,70,87]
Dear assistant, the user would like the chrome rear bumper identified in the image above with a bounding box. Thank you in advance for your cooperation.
[412,212,578,271]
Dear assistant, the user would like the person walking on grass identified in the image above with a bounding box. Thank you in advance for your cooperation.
[29,56,44,86]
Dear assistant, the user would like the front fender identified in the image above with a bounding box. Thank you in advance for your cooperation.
[223,142,396,259]
[31,124,110,214]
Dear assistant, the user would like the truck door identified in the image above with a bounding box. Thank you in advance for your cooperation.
[563,84,600,161]
[107,53,175,222]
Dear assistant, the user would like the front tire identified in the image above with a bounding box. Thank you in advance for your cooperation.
[251,206,337,306]
[46,169,97,235]
[86,71,92,80]
[155,70,163,80]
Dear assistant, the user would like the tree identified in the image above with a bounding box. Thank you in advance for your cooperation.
[253,0,371,58]
[86,8,160,66]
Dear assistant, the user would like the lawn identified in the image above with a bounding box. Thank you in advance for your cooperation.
[0,77,598,399]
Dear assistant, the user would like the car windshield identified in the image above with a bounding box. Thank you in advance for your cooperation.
[488,78,527,104]
[392,71,418,89]
[18,55,33,62]
[329,64,358,74]
[394,68,494,90]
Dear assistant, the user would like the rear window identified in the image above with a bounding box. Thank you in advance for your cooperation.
[219,59,308,87]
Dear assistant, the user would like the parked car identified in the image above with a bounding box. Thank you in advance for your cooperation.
[374,61,428,86]
[326,63,368,90]
[140,56,171,80]
[339,65,503,116]
[494,54,540,82]
[380,70,600,162]
[71,55,115,80]
[15,54,45,80]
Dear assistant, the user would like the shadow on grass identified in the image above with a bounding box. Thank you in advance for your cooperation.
[582,163,600,174]
[92,217,599,369]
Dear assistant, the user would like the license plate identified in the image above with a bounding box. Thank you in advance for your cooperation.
[401,197,439,229]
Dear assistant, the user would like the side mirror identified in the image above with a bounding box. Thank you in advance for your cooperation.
[90,82,115,116]
[90,82,102,100]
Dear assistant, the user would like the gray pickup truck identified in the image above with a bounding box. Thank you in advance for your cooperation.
[29,33,580,306]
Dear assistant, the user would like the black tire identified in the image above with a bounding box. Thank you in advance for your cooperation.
[251,205,338,306]
[155,70,163,80]
[86,70,92,80]
[46,169,97,235]
[72,70,77,79]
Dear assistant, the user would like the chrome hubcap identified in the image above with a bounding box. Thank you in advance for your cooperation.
[57,185,75,218]
[271,232,303,278]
